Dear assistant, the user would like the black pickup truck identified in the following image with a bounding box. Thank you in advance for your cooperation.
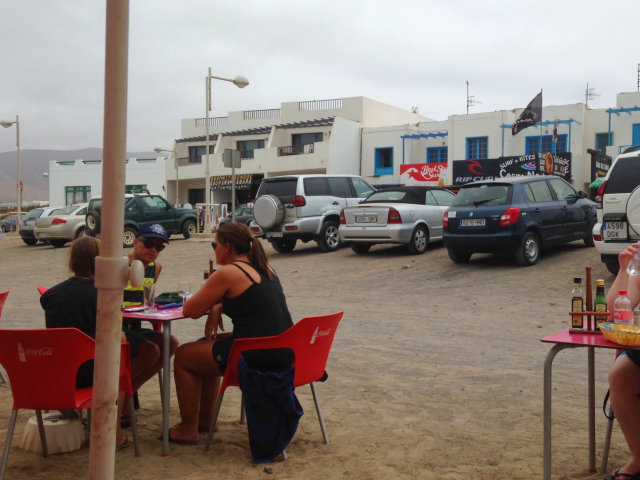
[85,193,198,247]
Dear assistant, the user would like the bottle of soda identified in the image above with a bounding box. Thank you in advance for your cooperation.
[613,290,633,324]
[594,279,607,329]
[571,277,584,329]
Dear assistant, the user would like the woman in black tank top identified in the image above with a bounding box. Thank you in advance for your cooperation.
[169,223,293,444]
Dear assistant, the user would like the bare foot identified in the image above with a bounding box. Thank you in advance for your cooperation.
[168,424,199,444]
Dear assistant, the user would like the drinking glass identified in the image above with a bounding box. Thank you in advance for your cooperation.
[627,252,640,276]
[143,283,156,313]
[178,281,191,305]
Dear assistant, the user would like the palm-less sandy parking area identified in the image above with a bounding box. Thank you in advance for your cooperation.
[0,233,624,479]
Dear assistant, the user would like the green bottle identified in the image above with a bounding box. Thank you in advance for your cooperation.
[594,279,607,329]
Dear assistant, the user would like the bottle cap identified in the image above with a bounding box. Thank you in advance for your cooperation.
[596,279,605,286]
[620,290,628,295]
[574,277,582,283]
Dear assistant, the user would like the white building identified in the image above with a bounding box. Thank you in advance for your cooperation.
[48,157,166,206]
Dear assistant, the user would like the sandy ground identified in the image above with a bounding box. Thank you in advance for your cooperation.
[0,231,629,479]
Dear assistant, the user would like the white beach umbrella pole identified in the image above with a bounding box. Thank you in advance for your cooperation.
[89,0,129,479]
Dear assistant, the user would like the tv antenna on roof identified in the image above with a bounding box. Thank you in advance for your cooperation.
[466,80,480,114]
[586,82,599,108]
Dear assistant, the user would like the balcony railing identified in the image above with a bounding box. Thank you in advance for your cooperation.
[243,108,280,120]
[177,156,202,166]
[195,116,229,127]
[299,98,342,111]
[278,144,314,156]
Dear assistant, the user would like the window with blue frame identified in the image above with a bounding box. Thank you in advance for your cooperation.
[427,146,448,163]
[374,147,393,175]
[466,137,488,160]
[595,132,612,154]
[525,134,567,154]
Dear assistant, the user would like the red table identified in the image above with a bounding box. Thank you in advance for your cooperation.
[123,306,186,456]
[541,328,623,480]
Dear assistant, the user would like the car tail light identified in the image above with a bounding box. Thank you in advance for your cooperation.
[340,210,346,225]
[595,181,607,209]
[250,226,261,233]
[292,195,306,207]
[388,208,402,224]
[500,207,521,226]
[593,233,602,242]
[443,211,449,228]
[52,218,67,225]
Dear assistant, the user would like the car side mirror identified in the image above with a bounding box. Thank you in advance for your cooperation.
[577,191,587,199]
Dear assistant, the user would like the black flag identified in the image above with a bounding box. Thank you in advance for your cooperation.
[512,91,542,135]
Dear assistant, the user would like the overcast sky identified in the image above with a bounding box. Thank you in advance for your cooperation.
[1,0,639,153]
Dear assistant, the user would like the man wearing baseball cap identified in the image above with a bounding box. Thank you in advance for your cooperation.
[123,223,179,424]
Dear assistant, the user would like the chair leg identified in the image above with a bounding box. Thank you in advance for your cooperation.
[157,371,163,403]
[310,383,329,444]
[601,405,615,473]
[0,410,17,480]
[204,394,225,452]
[127,396,142,457]
[35,410,49,457]
[239,396,246,425]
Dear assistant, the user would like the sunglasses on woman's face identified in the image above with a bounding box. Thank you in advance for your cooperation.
[211,241,218,250]
[142,239,165,252]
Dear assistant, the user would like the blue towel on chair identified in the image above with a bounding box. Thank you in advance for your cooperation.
[237,355,303,464]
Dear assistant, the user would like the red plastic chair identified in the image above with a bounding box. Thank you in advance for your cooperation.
[0,289,10,384]
[204,311,344,452]
[0,289,10,319]
[0,328,141,480]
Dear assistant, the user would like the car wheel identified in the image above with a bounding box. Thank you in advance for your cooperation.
[583,219,596,247]
[86,212,100,234]
[182,219,196,239]
[351,242,372,254]
[605,261,620,275]
[75,227,86,239]
[407,225,429,255]
[447,248,471,263]
[123,227,137,248]
[50,240,67,248]
[22,238,38,246]
[317,220,341,252]
[515,231,540,266]
[269,238,297,253]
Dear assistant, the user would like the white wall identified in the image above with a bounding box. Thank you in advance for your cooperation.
[48,157,166,206]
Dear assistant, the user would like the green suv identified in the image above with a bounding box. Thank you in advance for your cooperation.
[85,193,198,247]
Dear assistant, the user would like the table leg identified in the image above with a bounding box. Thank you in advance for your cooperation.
[161,322,171,456]
[588,346,596,472]
[543,343,575,480]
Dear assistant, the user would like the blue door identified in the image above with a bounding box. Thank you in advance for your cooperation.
[633,124,640,147]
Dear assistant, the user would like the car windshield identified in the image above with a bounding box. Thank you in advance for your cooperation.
[257,179,297,197]
[365,191,410,202]
[56,205,78,215]
[452,184,511,207]
[24,208,43,220]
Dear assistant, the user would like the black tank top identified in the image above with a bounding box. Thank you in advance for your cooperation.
[223,261,294,370]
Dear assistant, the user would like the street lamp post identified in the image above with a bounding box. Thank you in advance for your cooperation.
[154,147,178,205]
[204,67,248,232]
[1,116,21,232]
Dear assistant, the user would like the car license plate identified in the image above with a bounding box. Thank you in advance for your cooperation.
[603,221,627,240]
[460,218,486,227]
[266,231,283,238]
[355,214,377,223]
[39,233,48,238]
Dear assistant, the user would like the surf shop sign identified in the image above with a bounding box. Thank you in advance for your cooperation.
[452,152,571,185]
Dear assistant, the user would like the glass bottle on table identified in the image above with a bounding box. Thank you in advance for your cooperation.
[594,279,607,330]
[571,277,584,329]
[613,290,633,324]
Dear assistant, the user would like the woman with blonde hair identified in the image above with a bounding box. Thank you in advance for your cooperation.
[170,223,294,444]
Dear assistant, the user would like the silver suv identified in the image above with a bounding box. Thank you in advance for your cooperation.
[593,147,640,274]
[250,174,376,252]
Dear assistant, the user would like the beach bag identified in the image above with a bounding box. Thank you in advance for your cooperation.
[155,292,183,305]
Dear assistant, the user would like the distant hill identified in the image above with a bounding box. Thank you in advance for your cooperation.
[0,149,156,204]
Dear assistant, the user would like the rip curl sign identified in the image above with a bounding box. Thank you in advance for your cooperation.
[400,163,448,186]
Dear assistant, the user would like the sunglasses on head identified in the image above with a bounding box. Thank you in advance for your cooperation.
[142,239,165,252]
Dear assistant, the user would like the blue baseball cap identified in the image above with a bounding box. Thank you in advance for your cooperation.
[138,222,169,243]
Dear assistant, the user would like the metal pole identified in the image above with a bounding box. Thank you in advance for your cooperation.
[175,154,179,205]
[15,116,21,231]
[231,162,236,223]
[204,67,212,233]
[89,0,129,478]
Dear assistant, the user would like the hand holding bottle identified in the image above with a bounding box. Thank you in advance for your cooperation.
[622,243,640,275]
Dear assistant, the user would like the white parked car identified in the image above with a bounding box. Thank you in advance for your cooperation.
[34,203,88,248]
[339,186,455,254]
[592,147,640,274]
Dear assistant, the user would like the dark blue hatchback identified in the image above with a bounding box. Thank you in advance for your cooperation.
[443,175,596,266]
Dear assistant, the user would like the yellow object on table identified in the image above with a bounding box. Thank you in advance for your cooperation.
[600,323,640,347]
